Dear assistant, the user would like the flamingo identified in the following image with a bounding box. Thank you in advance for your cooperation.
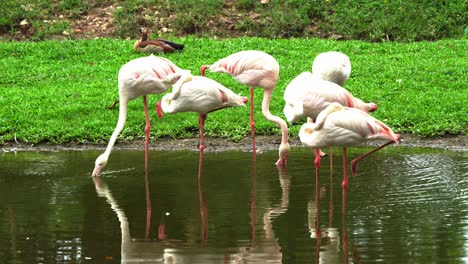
[158,76,248,155]
[283,72,377,124]
[200,50,290,167]
[92,54,192,177]
[299,102,400,190]
[311,51,351,86]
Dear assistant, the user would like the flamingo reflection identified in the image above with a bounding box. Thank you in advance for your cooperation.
[228,163,289,263]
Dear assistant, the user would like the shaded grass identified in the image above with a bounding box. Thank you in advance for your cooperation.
[0,38,466,144]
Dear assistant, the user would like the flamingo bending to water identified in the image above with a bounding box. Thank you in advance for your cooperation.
[200,50,290,167]
[158,76,248,154]
[283,72,377,124]
[92,55,192,176]
[299,102,400,189]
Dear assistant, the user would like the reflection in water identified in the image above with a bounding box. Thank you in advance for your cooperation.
[92,176,165,263]
[1,147,467,263]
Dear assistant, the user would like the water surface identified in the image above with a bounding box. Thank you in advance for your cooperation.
[0,146,467,263]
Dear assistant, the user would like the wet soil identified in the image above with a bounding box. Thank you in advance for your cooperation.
[1,134,466,153]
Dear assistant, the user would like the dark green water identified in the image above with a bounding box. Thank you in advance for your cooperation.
[0,146,467,263]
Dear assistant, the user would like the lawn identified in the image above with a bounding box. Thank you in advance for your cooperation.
[0,37,466,144]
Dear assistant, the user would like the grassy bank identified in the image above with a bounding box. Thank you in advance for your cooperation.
[0,38,467,144]
[1,0,466,41]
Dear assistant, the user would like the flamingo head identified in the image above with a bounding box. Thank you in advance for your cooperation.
[275,142,290,168]
[368,102,378,112]
[200,65,209,76]
[92,153,108,177]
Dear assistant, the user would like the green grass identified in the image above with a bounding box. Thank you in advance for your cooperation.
[0,37,467,144]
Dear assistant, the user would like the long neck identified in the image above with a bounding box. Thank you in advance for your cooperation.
[93,180,130,258]
[102,97,128,159]
[261,89,289,144]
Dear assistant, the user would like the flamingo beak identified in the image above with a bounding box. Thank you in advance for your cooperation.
[92,167,101,177]
[200,65,209,76]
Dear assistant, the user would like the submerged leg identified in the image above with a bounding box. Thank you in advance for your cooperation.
[351,140,396,176]
[313,149,321,239]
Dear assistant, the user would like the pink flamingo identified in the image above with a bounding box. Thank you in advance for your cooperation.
[200,50,290,167]
[283,72,377,124]
[158,76,248,155]
[311,51,351,86]
[92,55,192,176]
[299,102,400,190]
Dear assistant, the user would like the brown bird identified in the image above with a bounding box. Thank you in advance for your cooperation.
[133,32,184,53]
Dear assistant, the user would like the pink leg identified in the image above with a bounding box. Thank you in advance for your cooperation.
[143,96,152,239]
[342,147,348,190]
[143,96,151,170]
[329,147,334,219]
[199,114,207,153]
[313,149,321,239]
[250,87,256,152]
[198,148,208,245]
[351,140,396,176]
[251,151,257,243]
[342,183,349,264]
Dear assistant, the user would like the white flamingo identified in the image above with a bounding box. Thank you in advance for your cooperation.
[200,50,290,167]
[92,55,192,176]
[299,102,400,190]
[158,76,248,154]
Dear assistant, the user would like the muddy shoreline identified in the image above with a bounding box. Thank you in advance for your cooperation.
[1,134,466,153]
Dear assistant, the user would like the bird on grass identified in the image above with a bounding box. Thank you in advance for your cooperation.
[92,55,192,177]
[158,75,248,156]
[133,32,184,54]
[299,102,400,190]
[200,50,290,168]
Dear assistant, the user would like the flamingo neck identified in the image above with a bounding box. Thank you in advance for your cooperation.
[261,89,289,144]
[103,97,129,159]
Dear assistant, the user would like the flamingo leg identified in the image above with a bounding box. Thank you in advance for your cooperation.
[249,87,257,152]
[199,114,207,153]
[142,96,152,239]
[313,149,322,240]
[143,96,151,171]
[329,147,334,220]
[198,146,208,245]
[350,140,396,176]
[342,182,349,264]
[342,147,348,190]
[251,151,257,243]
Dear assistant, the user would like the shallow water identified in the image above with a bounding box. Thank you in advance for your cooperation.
[0,146,467,263]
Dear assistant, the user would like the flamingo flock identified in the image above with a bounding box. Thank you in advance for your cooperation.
[91,49,400,194]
